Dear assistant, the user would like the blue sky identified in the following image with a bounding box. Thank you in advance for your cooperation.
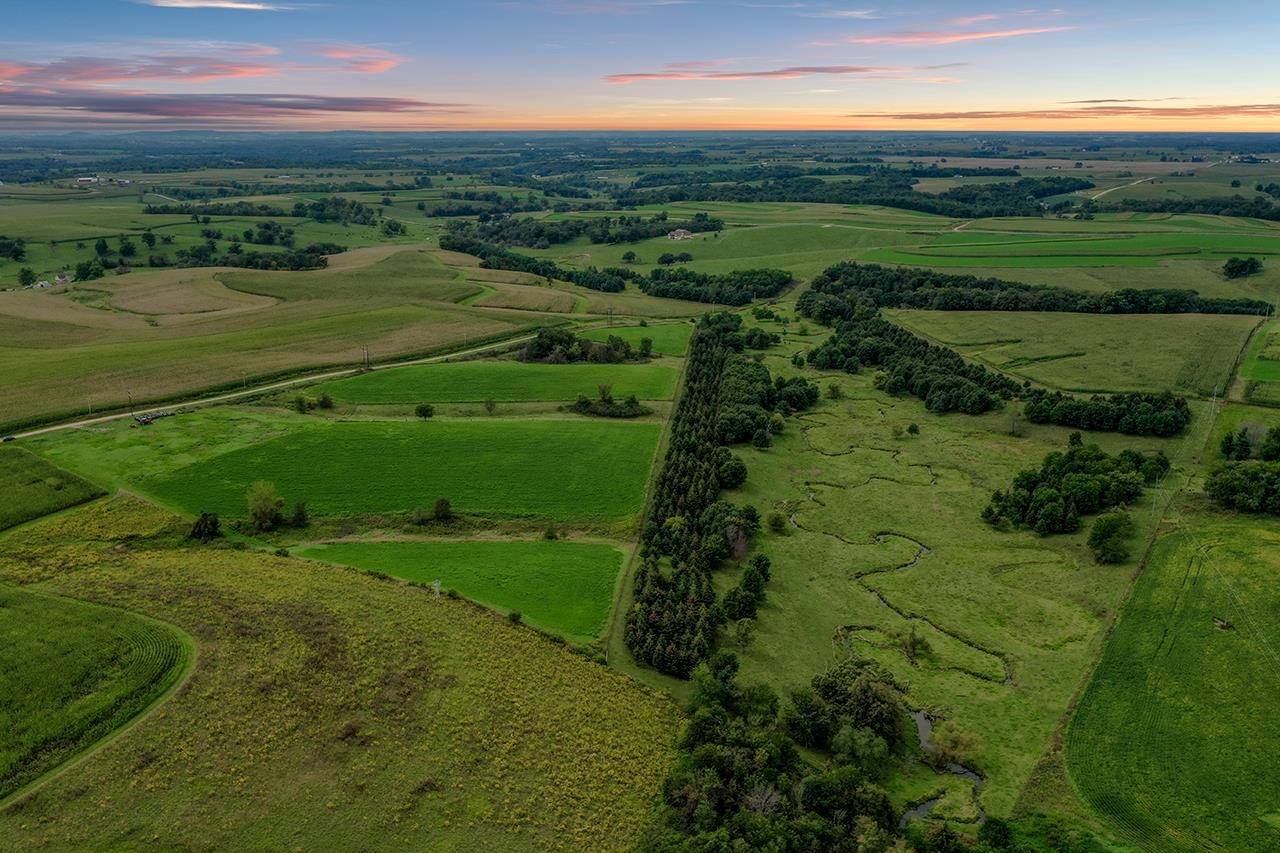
[2,0,1278,130]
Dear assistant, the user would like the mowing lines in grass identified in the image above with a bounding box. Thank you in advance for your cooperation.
[297,539,623,642]
[142,419,660,522]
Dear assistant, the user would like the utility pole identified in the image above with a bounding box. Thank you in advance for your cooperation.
[607,306,613,327]
[127,390,135,419]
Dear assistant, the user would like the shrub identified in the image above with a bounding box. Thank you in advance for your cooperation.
[246,481,285,532]
[411,506,429,526]
[1088,511,1135,563]
[432,497,453,521]
[767,511,787,534]
[483,399,497,415]
[415,403,435,419]
[907,423,919,436]
[507,610,523,624]
[289,502,309,528]
[316,392,334,410]
[826,382,843,400]
[293,395,311,414]
[189,511,222,543]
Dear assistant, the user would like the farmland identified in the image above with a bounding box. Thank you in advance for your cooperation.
[0,585,192,801]
[888,309,1259,396]
[65,415,663,523]
[295,539,625,643]
[0,445,104,531]
[580,322,693,356]
[311,359,678,404]
[0,498,677,849]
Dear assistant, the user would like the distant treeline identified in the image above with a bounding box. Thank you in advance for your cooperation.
[800,262,1272,318]
[626,313,817,677]
[1096,194,1280,221]
[173,241,342,271]
[626,163,1018,190]
[143,195,381,225]
[445,210,722,249]
[806,312,1019,415]
[616,173,1092,218]
[439,232,791,303]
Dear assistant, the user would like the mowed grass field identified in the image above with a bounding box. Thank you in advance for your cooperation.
[581,322,693,356]
[0,585,192,801]
[297,539,624,642]
[138,417,660,522]
[0,445,104,531]
[311,360,678,404]
[0,497,678,850]
[1065,507,1280,851]
[888,309,1260,396]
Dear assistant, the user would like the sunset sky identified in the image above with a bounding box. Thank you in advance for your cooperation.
[3,0,1278,131]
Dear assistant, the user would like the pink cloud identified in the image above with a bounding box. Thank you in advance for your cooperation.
[847,103,1280,120]
[848,25,1074,45]
[606,64,908,84]
[0,87,468,118]
[313,44,406,74]
[0,55,281,85]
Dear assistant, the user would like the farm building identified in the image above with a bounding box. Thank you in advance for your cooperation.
[667,229,694,240]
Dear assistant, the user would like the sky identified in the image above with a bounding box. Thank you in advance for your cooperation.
[2,0,1279,132]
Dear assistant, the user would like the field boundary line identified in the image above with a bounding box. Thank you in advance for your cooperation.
[0,588,198,813]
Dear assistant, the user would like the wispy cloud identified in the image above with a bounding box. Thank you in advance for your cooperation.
[0,89,468,118]
[847,103,1280,120]
[847,25,1074,45]
[136,0,295,10]
[311,44,405,74]
[606,63,967,84]
[0,54,282,84]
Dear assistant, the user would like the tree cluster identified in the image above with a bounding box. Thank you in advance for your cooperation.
[447,211,722,249]
[144,201,288,218]
[520,327,651,363]
[1220,422,1280,461]
[799,261,1270,318]
[1223,256,1263,279]
[983,434,1168,536]
[1095,195,1280,222]
[0,235,25,262]
[640,267,793,306]
[805,312,1019,415]
[1023,389,1191,437]
[1205,461,1280,515]
[438,233,629,293]
[639,652,904,851]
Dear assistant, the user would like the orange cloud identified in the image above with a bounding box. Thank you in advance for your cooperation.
[848,26,1074,45]
[847,103,1280,120]
[605,64,937,84]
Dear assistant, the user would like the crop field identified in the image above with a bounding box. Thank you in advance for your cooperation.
[310,360,678,404]
[0,248,544,430]
[581,322,692,356]
[0,446,104,531]
[703,309,1204,821]
[0,585,192,802]
[135,417,660,522]
[888,309,1260,396]
[1065,505,1280,851]
[296,539,624,643]
[0,497,677,850]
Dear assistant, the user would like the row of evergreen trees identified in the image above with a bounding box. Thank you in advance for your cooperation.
[640,267,794,306]
[1024,390,1192,438]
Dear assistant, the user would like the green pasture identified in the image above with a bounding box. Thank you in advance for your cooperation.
[581,322,693,356]
[297,539,624,642]
[0,445,104,531]
[1066,507,1280,851]
[132,417,659,522]
[889,309,1260,396]
[0,585,192,800]
[310,359,678,404]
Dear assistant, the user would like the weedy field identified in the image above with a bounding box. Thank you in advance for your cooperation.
[0,498,677,850]
[310,359,678,404]
[888,309,1259,396]
[0,445,104,531]
[295,539,625,643]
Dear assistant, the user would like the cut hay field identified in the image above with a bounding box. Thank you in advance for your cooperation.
[0,497,677,850]
[1065,505,1280,851]
[699,305,1205,821]
[581,322,692,356]
[0,446,104,531]
[297,539,624,643]
[0,585,192,802]
[888,309,1260,396]
[132,417,660,522]
[310,359,678,404]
